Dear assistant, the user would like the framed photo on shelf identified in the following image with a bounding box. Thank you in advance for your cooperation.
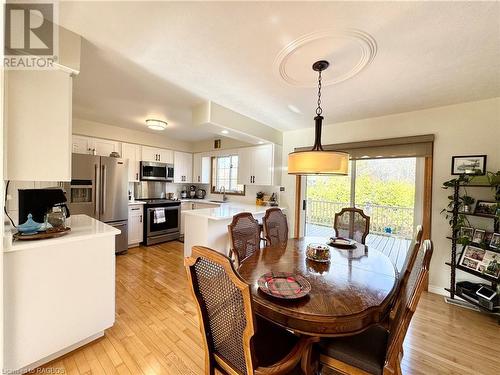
[459,227,474,241]
[472,229,485,244]
[451,155,486,175]
[459,245,500,279]
[474,200,497,217]
[490,233,500,249]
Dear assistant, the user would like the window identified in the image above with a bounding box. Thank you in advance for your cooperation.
[211,155,245,195]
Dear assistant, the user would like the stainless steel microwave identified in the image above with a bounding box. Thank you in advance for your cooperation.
[140,161,174,182]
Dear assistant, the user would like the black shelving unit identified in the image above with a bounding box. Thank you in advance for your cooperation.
[445,181,499,317]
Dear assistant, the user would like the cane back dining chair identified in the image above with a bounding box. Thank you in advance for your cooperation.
[262,208,288,248]
[333,208,370,244]
[379,225,424,331]
[185,246,318,375]
[228,212,263,267]
[317,239,434,375]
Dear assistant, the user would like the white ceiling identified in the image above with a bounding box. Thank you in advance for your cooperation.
[59,1,500,141]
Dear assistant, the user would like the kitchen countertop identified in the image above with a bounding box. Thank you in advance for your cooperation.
[128,200,146,205]
[183,202,286,221]
[5,214,120,253]
[180,199,221,204]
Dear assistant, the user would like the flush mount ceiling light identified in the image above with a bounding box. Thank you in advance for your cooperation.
[287,60,349,175]
[221,130,229,134]
[146,119,167,131]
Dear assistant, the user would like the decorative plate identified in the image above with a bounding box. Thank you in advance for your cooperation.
[257,272,311,300]
[328,237,356,248]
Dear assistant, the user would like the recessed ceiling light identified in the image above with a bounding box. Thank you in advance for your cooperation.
[258,141,264,144]
[221,130,229,134]
[146,119,167,131]
[287,104,302,114]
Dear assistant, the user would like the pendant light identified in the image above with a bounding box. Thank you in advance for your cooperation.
[287,60,349,175]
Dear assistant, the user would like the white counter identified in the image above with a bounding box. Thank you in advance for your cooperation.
[183,203,286,257]
[6,214,120,252]
[183,202,285,221]
[4,214,118,372]
[128,200,146,205]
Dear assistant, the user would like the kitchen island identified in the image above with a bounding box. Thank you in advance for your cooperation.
[183,202,286,257]
[4,214,119,373]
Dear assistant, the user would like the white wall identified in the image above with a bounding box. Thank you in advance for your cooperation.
[280,98,500,293]
[73,118,193,152]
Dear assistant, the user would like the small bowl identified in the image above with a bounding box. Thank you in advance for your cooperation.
[306,243,331,263]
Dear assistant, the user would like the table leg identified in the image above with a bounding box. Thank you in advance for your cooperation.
[301,336,320,375]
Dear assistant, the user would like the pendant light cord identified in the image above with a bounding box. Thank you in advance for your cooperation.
[316,69,323,116]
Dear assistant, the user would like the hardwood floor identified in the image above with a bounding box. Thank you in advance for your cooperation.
[39,242,500,375]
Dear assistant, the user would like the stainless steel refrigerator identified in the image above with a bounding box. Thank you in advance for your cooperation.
[65,154,129,253]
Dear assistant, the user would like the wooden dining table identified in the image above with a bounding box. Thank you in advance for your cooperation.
[238,236,399,337]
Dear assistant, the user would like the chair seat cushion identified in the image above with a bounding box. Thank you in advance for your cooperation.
[318,325,389,375]
[253,316,300,368]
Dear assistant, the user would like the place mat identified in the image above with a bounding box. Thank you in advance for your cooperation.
[328,237,356,248]
[257,272,311,300]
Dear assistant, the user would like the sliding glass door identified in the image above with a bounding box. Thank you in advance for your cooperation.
[304,157,418,241]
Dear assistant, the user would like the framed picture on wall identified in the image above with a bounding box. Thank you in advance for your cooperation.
[474,200,498,217]
[451,155,487,175]
[459,245,500,279]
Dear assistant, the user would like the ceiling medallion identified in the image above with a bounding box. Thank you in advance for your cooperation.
[274,29,377,87]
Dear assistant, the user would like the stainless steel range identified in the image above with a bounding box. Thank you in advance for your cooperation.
[141,198,181,245]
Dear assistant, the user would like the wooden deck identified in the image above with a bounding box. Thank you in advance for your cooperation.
[37,241,500,375]
[306,223,412,272]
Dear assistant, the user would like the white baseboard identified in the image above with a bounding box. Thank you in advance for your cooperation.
[428,284,447,296]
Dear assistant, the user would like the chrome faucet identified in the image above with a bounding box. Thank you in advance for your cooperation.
[221,186,228,202]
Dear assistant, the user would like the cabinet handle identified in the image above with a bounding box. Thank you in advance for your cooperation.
[136,173,138,180]
[140,215,142,223]
[131,207,140,210]
[198,176,200,182]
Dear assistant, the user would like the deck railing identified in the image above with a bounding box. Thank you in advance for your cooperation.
[306,199,414,238]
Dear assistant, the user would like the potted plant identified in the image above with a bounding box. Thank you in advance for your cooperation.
[459,195,475,213]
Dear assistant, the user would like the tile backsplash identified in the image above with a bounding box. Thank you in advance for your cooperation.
[5,181,60,225]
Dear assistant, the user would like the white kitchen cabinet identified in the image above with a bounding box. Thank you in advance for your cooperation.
[6,69,73,181]
[93,139,121,157]
[141,146,173,163]
[121,143,141,182]
[72,135,92,154]
[174,151,193,183]
[128,204,144,247]
[237,144,281,186]
[193,153,211,184]
[72,136,121,157]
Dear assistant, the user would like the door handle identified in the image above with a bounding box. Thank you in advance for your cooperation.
[101,165,106,215]
[94,164,98,215]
